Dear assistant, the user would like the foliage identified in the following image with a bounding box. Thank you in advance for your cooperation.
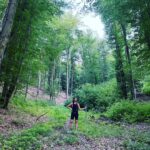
[106,101,150,123]
[2,123,52,150]
[64,98,72,107]
[4,96,150,149]
[12,96,123,138]
[123,130,150,150]
[142,75,150,95]
[0,0,66,107]
[77,34,114,85]
[63,134,79,145]
[75,79,118,111]
[92,0,150,99]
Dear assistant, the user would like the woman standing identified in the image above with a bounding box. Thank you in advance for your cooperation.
[67,97,81,129]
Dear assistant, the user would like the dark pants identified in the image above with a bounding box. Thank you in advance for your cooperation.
[71,112,78,120]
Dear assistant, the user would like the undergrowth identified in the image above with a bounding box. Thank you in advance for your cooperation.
[123,129,150,150]
[2,123,52,149]
[0,95,149,149]
[105,100,150,123]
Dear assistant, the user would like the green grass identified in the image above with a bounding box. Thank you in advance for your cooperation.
[1,95,149,149]
[2,123,53,149]
[12,95,124,138]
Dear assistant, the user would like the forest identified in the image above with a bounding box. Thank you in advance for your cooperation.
[0,0,150,149]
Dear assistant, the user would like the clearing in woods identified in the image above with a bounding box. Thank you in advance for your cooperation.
[0,95,149,150]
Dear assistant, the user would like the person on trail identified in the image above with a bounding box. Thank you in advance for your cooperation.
[67,97,82,129]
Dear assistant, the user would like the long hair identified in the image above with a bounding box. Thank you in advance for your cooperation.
[72,97,77,104]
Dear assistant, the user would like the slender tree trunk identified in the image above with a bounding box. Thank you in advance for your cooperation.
[70,56,75,96]
[48,67,51,99]
[24,80,29,100]
[36,71,41,98]
[101,46,108,82]
[66,48,70,99]
[43,71,47,89]
[57,59,61,93]
[51,61,56,101]
[0,81,8,106]
[48,61,56,101]
[121,24,134,99]
[114,36,127,99]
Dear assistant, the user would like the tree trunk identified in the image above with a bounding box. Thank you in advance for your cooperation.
[2,78,17,109]
[70,56,75,96]
[0,81,8,106]
[121,24,134,99]
[0,0,18,66]
[24,80,29,101]
[43,71,47,89]
[101,46,108,82]
[114,36,127,99]
[66,48,70,99]
[36,71,41,98]
[48,61,56,101]
[0,0,32,109]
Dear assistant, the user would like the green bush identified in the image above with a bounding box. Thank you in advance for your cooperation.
[106,101,150,123]
[142,75,150,95]
[64,98,72,107]
[75,79,118,112]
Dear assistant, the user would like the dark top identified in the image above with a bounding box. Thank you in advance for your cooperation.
[72,103,78,114]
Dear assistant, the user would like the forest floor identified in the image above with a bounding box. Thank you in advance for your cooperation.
[0,97,150,150]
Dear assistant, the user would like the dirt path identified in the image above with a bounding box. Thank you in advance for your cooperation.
[41,121,150,150]
[41,129,124,150]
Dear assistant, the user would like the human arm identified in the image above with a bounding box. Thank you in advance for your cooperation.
[67,103,72,110]
[77,103,87,111]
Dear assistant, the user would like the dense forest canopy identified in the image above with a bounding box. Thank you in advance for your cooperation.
[0,0,149,109]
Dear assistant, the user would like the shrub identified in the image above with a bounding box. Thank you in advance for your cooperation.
[64,98,72,107]
[142,76,150,95]
[74,79,118,112]
[105,100,150,123]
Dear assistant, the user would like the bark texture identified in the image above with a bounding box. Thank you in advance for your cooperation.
[0,0,18,65]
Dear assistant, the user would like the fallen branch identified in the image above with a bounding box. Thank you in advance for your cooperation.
[36,112,48,122]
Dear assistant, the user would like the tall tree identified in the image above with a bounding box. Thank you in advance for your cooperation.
[0,0,18,67]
